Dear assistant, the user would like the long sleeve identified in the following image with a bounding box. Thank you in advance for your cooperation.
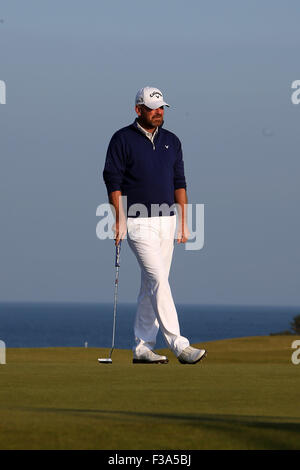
[103,133,126,195]
[173,138,187,190]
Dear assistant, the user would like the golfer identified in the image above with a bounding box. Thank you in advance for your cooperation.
[103,86,206,364]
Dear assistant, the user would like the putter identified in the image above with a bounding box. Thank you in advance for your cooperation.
[98,241,121,364]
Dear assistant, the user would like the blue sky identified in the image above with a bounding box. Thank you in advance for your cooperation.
[0,1,299,306]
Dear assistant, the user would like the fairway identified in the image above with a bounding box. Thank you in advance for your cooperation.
[0,336,299,450]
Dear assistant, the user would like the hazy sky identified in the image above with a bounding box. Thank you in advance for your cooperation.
[0,1,299,306]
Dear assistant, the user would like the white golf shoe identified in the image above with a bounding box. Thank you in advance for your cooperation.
[133,350,169,364]
[178,346,207,364]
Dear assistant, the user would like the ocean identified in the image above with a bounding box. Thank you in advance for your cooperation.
[0,302,298,349]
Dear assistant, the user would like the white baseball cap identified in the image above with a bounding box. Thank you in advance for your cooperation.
[135,86,170,110]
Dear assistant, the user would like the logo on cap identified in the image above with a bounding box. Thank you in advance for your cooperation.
[149,91,163,99]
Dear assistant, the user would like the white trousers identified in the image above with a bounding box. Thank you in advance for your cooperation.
[127,215,190,357]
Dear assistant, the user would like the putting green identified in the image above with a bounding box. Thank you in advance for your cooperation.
[0,335,299,450]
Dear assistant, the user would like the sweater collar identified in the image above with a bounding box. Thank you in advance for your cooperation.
[136,120,158,142]
[131,118,163,136]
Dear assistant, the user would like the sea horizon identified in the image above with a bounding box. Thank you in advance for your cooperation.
[0,301,298,349]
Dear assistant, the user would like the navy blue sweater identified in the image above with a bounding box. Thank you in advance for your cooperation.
[103,119,187,217]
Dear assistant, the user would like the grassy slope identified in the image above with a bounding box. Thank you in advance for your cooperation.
[0,335,300,450]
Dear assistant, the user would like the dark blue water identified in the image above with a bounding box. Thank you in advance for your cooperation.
[0,302,298,348]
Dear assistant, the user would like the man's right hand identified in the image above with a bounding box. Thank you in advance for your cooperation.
[113,216,127,246]
[108,191,127,246]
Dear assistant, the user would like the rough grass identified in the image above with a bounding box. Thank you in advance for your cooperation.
[0,335,299,450]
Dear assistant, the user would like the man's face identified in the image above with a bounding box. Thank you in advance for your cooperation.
[135,104,164,130]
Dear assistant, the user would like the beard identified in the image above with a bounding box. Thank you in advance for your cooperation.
[140,114,164,129]
[151,115,163,125]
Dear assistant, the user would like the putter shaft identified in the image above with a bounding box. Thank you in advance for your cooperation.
[99,242,121,364]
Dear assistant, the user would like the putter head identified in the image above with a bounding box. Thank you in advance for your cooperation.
[98,358,112,364]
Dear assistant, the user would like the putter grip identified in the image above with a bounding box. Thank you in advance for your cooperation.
[115,241,121,267]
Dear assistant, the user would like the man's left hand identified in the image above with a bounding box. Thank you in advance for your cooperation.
[176,224,190,244]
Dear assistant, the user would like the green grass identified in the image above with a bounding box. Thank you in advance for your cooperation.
[0,335,300,450]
